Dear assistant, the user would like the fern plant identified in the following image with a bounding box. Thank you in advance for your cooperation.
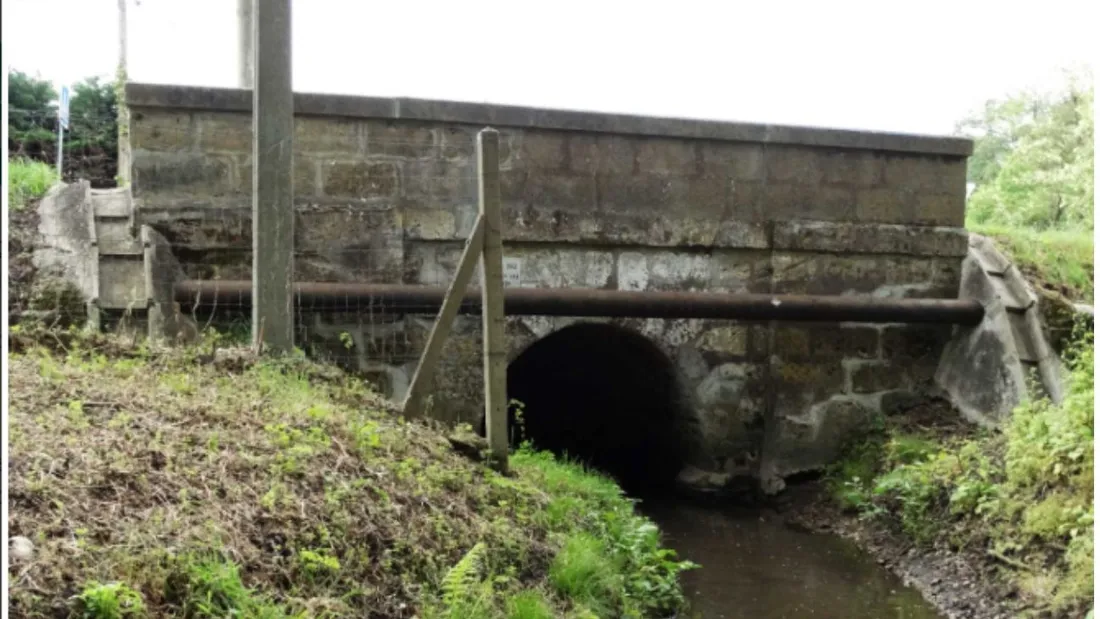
[441,542,487,609]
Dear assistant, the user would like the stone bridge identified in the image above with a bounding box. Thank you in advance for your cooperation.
[121,83,978,492]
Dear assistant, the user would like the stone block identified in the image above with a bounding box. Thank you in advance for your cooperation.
[775,254,884,296]
[98,257,147,310]
[700,142,765,181]
[635,138,699,177]
[516,131,568,171]
[440,126,475,160]
[764,183,854,222]
[566,134,637,175]
[767,396,875,475]
[404,208,457,240]
[152,210,251,250]
[810,255,883,295]
[498,247,607,289]
[295,158,320,198]
[131,110,195,151]
[727,181,767,221]
[811,325,878,359]
[882,324,952,362]
[617,252,649,291]
[404,160,478,207]
[772,220,970,257]
[714,221,771,249]
[820,151,884,187]
[505,203,583,243]
[848,361,906,394]
[697,326,749,357]
[883,155,943,192]
[645,252,712,291]
[748,325,771,360]
[771,252,815,294]
[297,208,401,253]
[132,151,233,196]
[197,112,252,153]
[765,146,824,185]
[855,188,913,224]
[520,172,598,213]
[709,252,755,292]
[322,160,399,199]
[884,155,966,195]
[598,174,723,217]
[773,327,811,359]
[366,120,436,158]
[294,116,364,155]
[771,360,845,403]
[912,192,965,227]
[237,155,319,198]
[407,242,471,287]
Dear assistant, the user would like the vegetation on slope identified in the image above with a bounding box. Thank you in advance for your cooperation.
[826,327,1094,618]
[7,326,696,619]
[8,157,56,211]
[971,224,1094,302]
[8,69,120,186]
[957,67,1094,305]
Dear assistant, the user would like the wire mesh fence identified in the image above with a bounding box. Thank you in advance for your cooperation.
[125,116,490,394]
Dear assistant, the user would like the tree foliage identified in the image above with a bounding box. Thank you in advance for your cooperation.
[7,69,119,186]
[958,69,1094,230]
[7,70,58,154]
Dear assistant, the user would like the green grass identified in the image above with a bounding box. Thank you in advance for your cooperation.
[549,534,619,617]
[8,157,56,211]
[827,329,1095,617]
[7,325,696,618]
[970,223,1094,301]
[76,582,146,618]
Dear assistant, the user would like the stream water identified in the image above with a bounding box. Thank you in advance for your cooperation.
[638,499,945,619]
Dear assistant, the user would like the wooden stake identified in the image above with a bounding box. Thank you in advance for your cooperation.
[402,215,486,419]
[478,128,508,473]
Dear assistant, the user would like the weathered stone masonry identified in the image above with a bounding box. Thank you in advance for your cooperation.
[125,82,973,487]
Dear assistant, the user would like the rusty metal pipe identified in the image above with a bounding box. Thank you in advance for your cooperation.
[175,279,983,325]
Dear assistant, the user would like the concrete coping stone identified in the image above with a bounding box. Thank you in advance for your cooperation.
[125,82,974,157]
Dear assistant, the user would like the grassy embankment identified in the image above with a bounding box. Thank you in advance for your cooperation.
[7,326,697,619]
[8,157,56,211]
[826,318,1093,618]
[970,224,1094,302]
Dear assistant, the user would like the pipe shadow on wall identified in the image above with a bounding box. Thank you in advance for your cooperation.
[500,322,691,495]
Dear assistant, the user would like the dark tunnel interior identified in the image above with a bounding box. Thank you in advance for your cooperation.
[501,322,687,495]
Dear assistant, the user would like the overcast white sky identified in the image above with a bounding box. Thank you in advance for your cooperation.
[3,0,1097,136]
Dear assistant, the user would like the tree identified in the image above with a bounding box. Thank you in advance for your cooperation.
[7,70,58,157]
[67,77,118,155]
[958,69,1094,230]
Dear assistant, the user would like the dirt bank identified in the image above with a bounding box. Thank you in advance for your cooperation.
[777,482,1021,619]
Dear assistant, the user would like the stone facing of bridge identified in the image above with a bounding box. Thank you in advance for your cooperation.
[125,83,973,487]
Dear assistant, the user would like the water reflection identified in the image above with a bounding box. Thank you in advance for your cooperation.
[639,499,944,619]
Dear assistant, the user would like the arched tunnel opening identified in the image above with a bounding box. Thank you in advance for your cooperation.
[502,322,689,495]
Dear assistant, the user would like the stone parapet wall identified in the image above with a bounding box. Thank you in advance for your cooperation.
[125,82,973,485]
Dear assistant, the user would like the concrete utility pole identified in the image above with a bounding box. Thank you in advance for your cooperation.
[116,0,131,185]
[238,0,254,89]
[252,0,294,352]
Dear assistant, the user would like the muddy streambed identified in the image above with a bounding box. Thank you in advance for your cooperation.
[640,499,943,619]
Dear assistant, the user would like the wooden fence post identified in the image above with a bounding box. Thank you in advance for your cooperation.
[402,215,486,419]
[478,128,508,473]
